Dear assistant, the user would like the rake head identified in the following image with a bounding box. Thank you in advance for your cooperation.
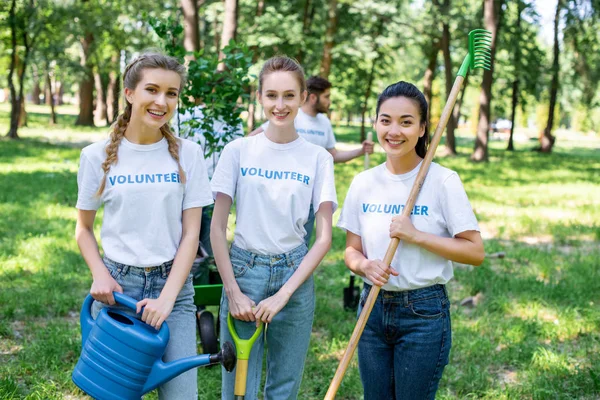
[457,29,492,77]
[469,29,492,70]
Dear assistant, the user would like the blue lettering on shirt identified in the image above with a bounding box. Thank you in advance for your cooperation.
[107,172,181,186]
[362,203,429,216]
[297,128,325,137]
[240,167,311,186]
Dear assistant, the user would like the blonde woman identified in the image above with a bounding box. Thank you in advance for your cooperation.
[75,52,212,399]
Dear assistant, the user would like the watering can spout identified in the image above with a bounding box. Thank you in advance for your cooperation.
[142,342,236,394]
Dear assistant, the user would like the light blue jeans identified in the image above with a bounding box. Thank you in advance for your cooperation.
[91,257,197,400]
[357,283,452,400]
[219,244,314,400]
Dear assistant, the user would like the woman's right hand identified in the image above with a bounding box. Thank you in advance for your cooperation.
[360,259,399,287]
[90,270,123,305]
[228,290,256,322]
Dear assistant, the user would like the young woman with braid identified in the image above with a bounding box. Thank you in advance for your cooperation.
[75,52,212,399]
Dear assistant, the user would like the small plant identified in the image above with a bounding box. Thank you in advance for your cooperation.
[148,15,253,158]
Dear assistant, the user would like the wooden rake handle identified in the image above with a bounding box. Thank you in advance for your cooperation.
[324,76,465,399]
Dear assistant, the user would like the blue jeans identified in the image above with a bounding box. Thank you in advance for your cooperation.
[357,284,452,400]
[91,257,197,400]
[219,244,314,400]
[303,204,315,247]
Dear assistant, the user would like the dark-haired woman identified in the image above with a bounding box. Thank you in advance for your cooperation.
[337,81,484,399]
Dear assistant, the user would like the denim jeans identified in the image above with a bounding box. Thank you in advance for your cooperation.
[91,257,197,400]
[357,283,452,400]
[219,244,314,400]
[199,204,214,256]
[303,204,315,247]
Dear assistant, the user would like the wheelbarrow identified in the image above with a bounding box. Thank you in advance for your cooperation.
[192,247,223,354]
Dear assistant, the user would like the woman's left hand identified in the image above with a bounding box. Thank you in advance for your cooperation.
[389,215,420,243]
[137,297,175,330]
[253,292,291,324]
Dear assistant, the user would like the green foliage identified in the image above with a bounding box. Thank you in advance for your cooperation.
[1,112,600,397]
[148,15,252,157]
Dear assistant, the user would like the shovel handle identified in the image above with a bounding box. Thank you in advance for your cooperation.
[227,313,264,360]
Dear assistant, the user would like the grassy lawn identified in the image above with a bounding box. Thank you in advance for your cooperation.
[1,105,599,399]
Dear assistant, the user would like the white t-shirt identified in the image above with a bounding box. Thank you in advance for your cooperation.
[337,162,480,291]
[262,109,336,149]
[211,133,338,255]
[175,106,244,179]
[76,137,213,267]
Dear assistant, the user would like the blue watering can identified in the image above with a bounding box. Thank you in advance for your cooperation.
[72,292,236,400]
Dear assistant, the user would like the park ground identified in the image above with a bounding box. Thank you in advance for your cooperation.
[1,104,599,399]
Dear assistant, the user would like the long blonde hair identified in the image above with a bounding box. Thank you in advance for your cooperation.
[96,52,188,196]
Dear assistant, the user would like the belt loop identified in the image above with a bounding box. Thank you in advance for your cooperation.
[285,250,292,268]
[121,265,129,276]
[250,253,256,269]
[161,262,168,279]
[403,291,409,307]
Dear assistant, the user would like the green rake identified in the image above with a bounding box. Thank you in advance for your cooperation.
[324,28,492,400]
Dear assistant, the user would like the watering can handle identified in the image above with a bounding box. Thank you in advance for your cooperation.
[113,292,141,313]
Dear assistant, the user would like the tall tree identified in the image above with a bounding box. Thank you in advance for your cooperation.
[218,0,239,70]
[471,0,504,162]
[182,0,199,52]
[539,0,564,152]
[319,0,338,79]
[6,0,44,139]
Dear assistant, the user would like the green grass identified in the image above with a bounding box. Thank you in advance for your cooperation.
[1,105,600,399]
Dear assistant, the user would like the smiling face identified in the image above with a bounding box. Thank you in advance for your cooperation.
[258,71,306,128]
[124,68,181,130]
[375,96,425,159]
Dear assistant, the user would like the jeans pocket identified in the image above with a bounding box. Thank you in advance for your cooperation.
[231,255,251,278]
[409,296,444,319]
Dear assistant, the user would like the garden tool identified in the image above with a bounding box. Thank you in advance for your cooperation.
[73,292,236,400]
[325,29,492,399]
[228,312,264,400]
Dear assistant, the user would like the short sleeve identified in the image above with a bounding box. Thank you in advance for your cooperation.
[210,141,239,201]
[76,152,102,211]
[336,177,361,236]
[439,173,479,237]
[182,145,213,210]
[324,119,336,149]
[312,152,338,214]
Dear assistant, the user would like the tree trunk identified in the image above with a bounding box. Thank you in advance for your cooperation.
[360,20,385,141]
[507,2,523,151]
[540,0,560,152]
[423,38,440,114]
[453,73,468,132]
[94,70,107,124]
[76,31,95,126]
[198,0,206,50]
[247,89,257,132]
[46,68,57,125]
[18,96,27,127]
[56,81,64,105]
[296,0,313,64]
[32,65,41,105]
[7,0,20,138]
[441,1,457,155]
[106,52,120,125]
[218,0,238,70]
[471,0,503,162]
[182,0,199,53]
[319,0,338,79]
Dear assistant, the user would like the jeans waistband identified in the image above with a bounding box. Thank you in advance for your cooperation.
[364,283,448,304]
[103,256,174,278]
[230,243,308,267]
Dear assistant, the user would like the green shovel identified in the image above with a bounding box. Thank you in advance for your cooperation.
[227,313,264,400]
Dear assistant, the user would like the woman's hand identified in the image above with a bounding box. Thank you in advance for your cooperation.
[136,297,175,330]
[389,215,420,243]
[90,271,123,305]
[360,259,399,287]
[228,290,257,322]
[253,292,291,324]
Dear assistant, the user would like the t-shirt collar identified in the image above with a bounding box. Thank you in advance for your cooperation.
[120,136,168,152]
